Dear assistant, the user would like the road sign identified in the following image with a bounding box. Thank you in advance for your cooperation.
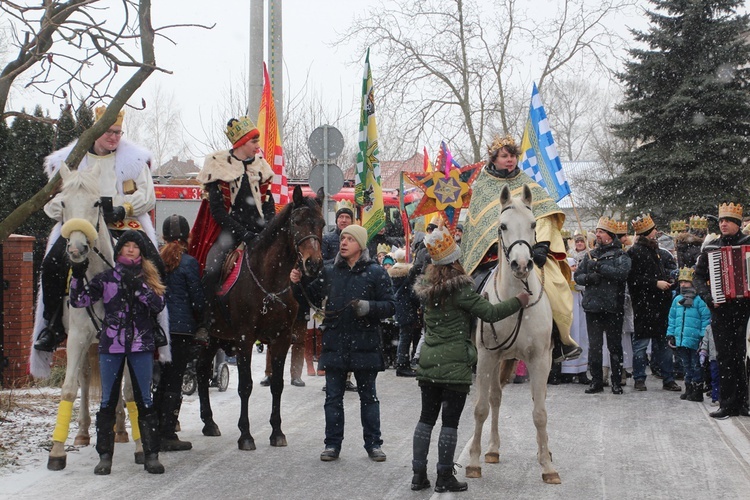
[308,125,344,160]
[309,163,344,196]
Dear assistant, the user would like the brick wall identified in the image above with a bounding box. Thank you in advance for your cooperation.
[2,235,36,388]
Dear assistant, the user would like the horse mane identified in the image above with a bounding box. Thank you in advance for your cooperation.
[254,195,321,251]
[63,169,100,198]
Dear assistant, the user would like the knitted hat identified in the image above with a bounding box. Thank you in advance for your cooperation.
[382,255,395,266]
[335,199,355,220]
[225,116,260,149]
[340,224,368,251]
[114,229,149,256]
[393,248,406,263]
[162,214,190,242]
[424,220,461,265]
[95,105,124,126]
[631,214,656,236]
[718,202,743,226]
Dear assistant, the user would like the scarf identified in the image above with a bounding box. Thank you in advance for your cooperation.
[678,285,696,307]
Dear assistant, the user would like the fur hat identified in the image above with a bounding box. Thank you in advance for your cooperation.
[335,199,355,220]
[162,214,190,242]
[225,116,260,149]
[340,224,368,251]
[393,247,406,263]
[424,220,461,265]
[114,229,149,256]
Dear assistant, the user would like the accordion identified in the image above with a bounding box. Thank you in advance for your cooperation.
[707,245,750,304]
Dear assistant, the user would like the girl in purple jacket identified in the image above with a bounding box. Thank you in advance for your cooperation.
[70,230,166,475]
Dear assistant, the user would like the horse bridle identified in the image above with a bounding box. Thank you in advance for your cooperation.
[480,205,546,351]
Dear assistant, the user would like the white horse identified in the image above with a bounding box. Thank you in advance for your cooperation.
[37,162,142,470]
[466,184,560,484]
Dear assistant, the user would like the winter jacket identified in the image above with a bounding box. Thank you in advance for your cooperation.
[699,325,717,361]
[164,253,205,335]
[70,262,165,354]
[388,262,420,326]
[695,231,750,307]
[627,236,677,339]
[674,232,704,268]
[666,293,711,350]
[574,240,631,314]
[414,273,522,387]
[304,251,396,371]
[322,228,342,265]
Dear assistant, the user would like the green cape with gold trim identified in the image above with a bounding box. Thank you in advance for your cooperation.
[461,166,564,275]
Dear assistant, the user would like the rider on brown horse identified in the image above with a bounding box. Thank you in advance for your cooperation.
[188,116,276,343]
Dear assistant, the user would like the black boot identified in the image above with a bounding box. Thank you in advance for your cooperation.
[411,466,431,491]
[139,408,165,474]
[34,310,66,352]
[687,383,704,402]
[159,393,192,452]
[435,464,468,493]
[94,410,116,475]
[680,382,693,400]
[396,364,417,377]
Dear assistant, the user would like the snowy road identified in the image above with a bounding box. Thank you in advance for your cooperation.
[2,353,750,500]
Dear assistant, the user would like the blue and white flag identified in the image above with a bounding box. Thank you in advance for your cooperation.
[519,83,571,202]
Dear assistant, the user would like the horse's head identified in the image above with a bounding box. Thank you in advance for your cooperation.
[498,184,536,280]
[58,162,103,264]
[290,185,325,277]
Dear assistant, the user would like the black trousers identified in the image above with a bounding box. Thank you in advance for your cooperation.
[586,311,624,387]
[712,301,750,411]
[418,384,468,429]
[155,334,193,396]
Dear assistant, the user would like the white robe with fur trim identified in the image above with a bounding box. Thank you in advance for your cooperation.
[30,140,171,378]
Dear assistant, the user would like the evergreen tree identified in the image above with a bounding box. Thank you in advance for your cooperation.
[75,101,94,137]
[55,103,77,149]
[0,119,10,184]
[606,0,750,225]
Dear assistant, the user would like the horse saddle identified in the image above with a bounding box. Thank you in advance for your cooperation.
[218,243,245,297]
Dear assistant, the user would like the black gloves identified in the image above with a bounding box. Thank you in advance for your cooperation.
[589,260,601,272]
[103,205,126,224]
[587,273,602,286]
[119,266,141,290]
[532,241,550,268]
[242,231,258,245]
[71,260,89,279]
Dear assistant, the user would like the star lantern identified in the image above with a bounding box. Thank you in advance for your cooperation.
[404,160,483,232]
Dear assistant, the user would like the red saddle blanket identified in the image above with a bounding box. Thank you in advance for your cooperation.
[218,247,244,297]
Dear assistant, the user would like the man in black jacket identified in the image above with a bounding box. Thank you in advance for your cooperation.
[574,217,631,394]
[694,203,750,419]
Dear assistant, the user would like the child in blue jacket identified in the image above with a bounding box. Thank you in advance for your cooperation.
[666,267,711,402]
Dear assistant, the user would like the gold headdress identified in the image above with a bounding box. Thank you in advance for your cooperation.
[424,220,461,265]
[596,216,619,235]
[631,214,656,235]
[376,243,391,255]
[225,116,259,147]
[689,215,708,230]
[718,202,743,221]
[615,221,629,236]
[94,106,124,127]
[486,135,517,156]
[677,267,694,282]
[670,220,687,233]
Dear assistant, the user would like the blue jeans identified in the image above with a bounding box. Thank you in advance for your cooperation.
[324,369,382,451]
[632,335,675,384]
[396,323,419,367]
[100,351,154,411]
[676,347,702,385]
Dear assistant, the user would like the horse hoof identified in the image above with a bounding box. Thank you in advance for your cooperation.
[465,466,482,478]
[134,451,145,465]
[202,423,221,437]
[47,455,67,471]
[74,436,90,446]
[270,435,288,447]
[485,452,500,463]
[542,472,561,484]
[238,437,256,451]
[115,431,129,443]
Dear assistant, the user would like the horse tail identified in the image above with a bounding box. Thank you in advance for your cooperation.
[498,359,518,388]
[87,343,102,401]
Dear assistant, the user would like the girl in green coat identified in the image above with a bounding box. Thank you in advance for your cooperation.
[409,221,530,493]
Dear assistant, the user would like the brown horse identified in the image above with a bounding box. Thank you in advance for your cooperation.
[197,185,325,450]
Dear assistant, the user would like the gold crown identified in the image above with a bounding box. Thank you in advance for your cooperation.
[596,216,619,234]
[560,229,571,238]
[615,221,628,235]
[631,214,655,235]
[424,221,460,264]
[376,243,391,255]
[335,199,355,214]
[670,220,687,232]
[677,267,694,282]
[95,106,124,126]
[718,202,743,221]
[428,214,442,227]
[689,215,708,230]
[225,116,258,146]
[486,135,517,156]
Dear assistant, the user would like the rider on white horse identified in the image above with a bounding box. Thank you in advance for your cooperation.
[461,135,582,362]
[34,105,162,355]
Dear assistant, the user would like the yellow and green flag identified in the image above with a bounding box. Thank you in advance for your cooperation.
[355,48,385,242]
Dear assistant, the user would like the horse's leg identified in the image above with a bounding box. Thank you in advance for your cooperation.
[527,351,560,484]
[122,370,144,464]
[199,342,221,436]
[466,350,496,478]
[48,330,88,470]
[485,358,514,464]
[73,347,91,446]
[236,348,256,450]
[268,337,290,447]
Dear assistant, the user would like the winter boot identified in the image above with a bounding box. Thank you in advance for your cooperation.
[396,363,417,377]
[687,383,704,402]
[412,422,433,490]
[139,408,165,474]
[160,392,192,451]
[680,383,693,400]
[34,306,67,352]
[94,410,116,475]
[435,464,468,493]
